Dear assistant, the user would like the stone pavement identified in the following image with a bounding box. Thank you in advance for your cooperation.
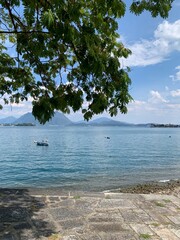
[0,188,180,240]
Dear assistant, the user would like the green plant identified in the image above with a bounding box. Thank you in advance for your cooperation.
[139,233,151,239]
[151,222,160,227]
[48,233,62,240]
[73,195,81,200]
[163,199,171,203]
[105,195,111,199]
[154,201,165,207]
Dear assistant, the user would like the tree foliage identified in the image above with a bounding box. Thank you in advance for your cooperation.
[0,0,174,123]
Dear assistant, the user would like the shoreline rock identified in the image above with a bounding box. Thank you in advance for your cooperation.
[111,179,180,196]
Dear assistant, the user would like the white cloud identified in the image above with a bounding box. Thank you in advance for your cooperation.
[112,92,180,124]
[148,90,168,103]
[170,89,180,97]
[154,20,180,41]
[0,96,33,118]
[123,20,180,67]
[127,100,146,111]
[175,66,180,80]
[169,65,180,81]
[169,75,175,81]
[166,103,180,109]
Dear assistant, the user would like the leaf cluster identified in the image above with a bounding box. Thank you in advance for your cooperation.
[130,0,174,18]
[0,0,174,123]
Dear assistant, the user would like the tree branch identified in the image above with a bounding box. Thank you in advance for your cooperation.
[4,0,17,31]
[0,30,50,34]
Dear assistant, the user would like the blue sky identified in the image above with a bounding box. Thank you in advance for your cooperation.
[1,0,180,124]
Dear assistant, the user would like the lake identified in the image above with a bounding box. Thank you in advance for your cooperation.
[0,126,179,191]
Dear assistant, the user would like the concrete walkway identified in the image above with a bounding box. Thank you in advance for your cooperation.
[0,188,180,240]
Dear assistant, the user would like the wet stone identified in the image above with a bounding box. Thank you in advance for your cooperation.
[82,234,102,240]
[60,197,69,200]
[120,209,140,223]
[30,201,45,209]
[36,228,56,238]
[170,227,180,238]
[16,229,39,240]
[99,232,137,240]
[88,211,123,223]
[49,208,85,221]
[58,218,85,231]
[0,233,15,240]
[89,223,131,233]
[13,222,32,230]
[97,199,134,209]
[133,209,154,223]
[0,207,28,222]
[33,197,46,202]
[0,223,6,232]
[58,199,75,208]
[74,200,94,214]
[31,212,49,221]
[130,223,154,236]
[168,216,180,225]
[88,216,117,223]
[48,197,60,202]
[32,218,56,233]
[63,235,80,240]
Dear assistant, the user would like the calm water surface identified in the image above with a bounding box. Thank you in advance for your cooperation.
[0,126,179,191]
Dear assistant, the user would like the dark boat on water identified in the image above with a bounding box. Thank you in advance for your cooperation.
[34,140,49,146]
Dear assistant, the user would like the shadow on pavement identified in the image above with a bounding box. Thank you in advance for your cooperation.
[0,188,56,240]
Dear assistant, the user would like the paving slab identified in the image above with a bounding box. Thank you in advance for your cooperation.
[0,188,180,240]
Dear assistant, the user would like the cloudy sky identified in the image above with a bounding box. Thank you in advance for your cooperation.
[114,0,180,124]
[1,0,180,124]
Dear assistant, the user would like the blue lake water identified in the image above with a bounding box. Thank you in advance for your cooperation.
[0,126,180,191]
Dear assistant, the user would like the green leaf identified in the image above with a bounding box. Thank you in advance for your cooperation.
[0,0,173,122]
[42,9,55,27]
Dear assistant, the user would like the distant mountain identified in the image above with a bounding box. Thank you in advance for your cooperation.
[0,116,17,124]
[90,117,133,126]
[14,112,38,125]
[1,113,152,127]
[47,111,72,126]
[14,112,72,126]
[76,117,135,126]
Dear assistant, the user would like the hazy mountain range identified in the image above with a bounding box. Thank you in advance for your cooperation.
[0,116,17,124]
[0,112,150,127]
[0,112,72,126]
[75,117,135,126]
[13,112,72,126]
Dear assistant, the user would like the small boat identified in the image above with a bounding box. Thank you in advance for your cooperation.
[105,136,110,139]
[34,140,49,146]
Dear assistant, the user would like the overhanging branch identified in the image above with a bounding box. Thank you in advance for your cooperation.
[4,0,17,31]
[0,30,50,34]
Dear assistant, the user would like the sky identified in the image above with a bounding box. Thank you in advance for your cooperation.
[1,0,180,124]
